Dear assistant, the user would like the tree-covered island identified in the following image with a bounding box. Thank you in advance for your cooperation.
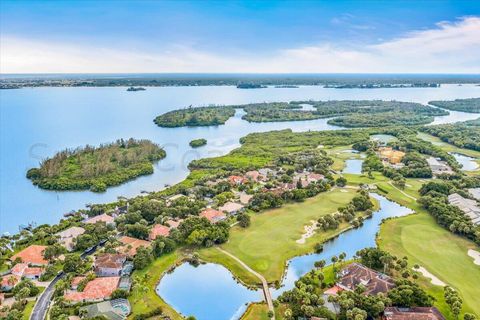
[154,106,236,127]
[428,98,480,113]
[189,138,207,148]
[26,138,166,192]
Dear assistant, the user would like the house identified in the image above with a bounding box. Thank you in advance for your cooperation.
[307,173,325,182]
[166,194,185,206]
[219,202,245,215]
[337,263,395,295]
[165,219,182,229]
[56,226,85,251]
[118,236,151,257]
[64,276,120,303]
[258,168,276,178]
[200,208,227,223]
[84,213,115,226]
[0,275,20,291]
[94,254,127,277]
[149,224,171,240]
[71,276,86,290]
[383,307,445,320]
[426,157,454,175]
[228,175,247,186]
[79,298,131,320]
[10,263,44,280]
[245,170,265,182]
[448,193,480,225]
[236,192,253,205]
[378,147,406,164]
[10,245,48,266]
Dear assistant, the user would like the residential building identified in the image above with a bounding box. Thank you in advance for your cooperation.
[219,202,244,215]
[165,219,182,229]
[228,175,247,186]
[200,208,227,223]
[245,170,265,182]
[448,193,480,225]
[84,213,115,226]
[0,275,20,291]
[118,236,151,257]
[149,224,171,240]
[166,194,185,206]
[426,157,454,175]
[10,263,44,280]
[94,254,127,277]
[10,245,48,266]
[337,263,395,295]
[258,168,276,178]
[378,147,406,164]
[383,307,445,320]
[79,299,131,320]
[236,192,253,205]
[71,276,86,290]
[64,276,120,303]
[56,226,85,251]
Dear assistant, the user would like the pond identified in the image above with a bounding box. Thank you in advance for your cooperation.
[450,152,479,171]
[157,194,413,319]
[342,159,364,174]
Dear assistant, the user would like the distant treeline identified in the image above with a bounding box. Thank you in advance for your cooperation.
[429,98,480,113]
[420,119,480,151]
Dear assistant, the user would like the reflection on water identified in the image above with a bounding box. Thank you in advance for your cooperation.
[450,152,479,171]
[343,159,364,174]
[157,194,412,319]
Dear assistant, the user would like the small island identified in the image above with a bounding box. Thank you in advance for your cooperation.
[126,86,146,91]
[26,138,166,192]
[428,98,480,113]
[274,85,299,88]
[154,106,235,127]
[189,138,207,148]
[236,83,267,89]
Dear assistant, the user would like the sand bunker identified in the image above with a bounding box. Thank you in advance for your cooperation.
[296,220,318,244]
[467,249,480,265]
[413,266,446,286]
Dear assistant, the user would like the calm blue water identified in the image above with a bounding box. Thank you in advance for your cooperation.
[450,153,479,171]
[342,159,364,174]
[1,84,479,233]
[157,194,412,319]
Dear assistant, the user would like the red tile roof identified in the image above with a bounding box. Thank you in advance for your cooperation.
[383,307,446,320]
[64,277,119,302]
[228,175,247,185]
[11,263,43,277]
[11,245,48,265]
[94,254,126,269]
[200,208,226,223]
[85,213,115,225]
[118,236,151,257]
[1,275,20,289]
[71,276,86,288]
[338,263,395,295]
[323,285,342,295]
[165,219,182,229]
[149,224,171,240]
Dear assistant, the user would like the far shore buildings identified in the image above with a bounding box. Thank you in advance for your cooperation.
[10,245,48,266]
[383,307,446,320]
[56,226,85,251]
[337,263,395,295]
[448,193,480,225]
[200,208,227,223]
[426,157,454,176]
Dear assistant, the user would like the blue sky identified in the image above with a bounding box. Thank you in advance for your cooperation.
[1,0,479,73]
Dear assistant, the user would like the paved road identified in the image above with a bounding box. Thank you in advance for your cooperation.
[216,247,275,319]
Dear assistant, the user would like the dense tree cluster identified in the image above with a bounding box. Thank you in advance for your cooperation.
[420,120,480,151]
[27,139,166,192]
[189,138,207,148]
[154,106,235,127]
[428,98,480,113]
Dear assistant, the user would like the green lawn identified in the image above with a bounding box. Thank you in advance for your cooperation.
[241,303,286,320]
[128,252,183,320]
[201,188,358,284]
[379,213,480,318]
[22,300,35,320]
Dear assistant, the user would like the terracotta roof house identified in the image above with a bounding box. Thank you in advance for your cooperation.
[10,245,48,266]
[165,219,182,229]
[64,276,120,303]
[337,263,395,295]
[84,213,115,225]
[383,307,446,320]
[200,208,227,223]
[118,236,151,257]
[1,275,20,291]
[11,263,44,280]
[71,276,86,290]
[94,254,127,277]
[228,175,247,186]
[149,224,171,240]
[245,170,265,182]
[307,173,325,182]
[237,192,253,205]
[56,226,85,251]
[219,202,245,215]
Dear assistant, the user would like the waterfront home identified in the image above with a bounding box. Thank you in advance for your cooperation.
[56,226,85,251]
[94,254,127,277]
[64,276,120,303]
[228,175,248,186]
[118,236,151,257]
[149,224,171,240]
[337,263,395,295]
[219,202,245,215]
[426,157,454,175]
[79,298,131,320]
[10,263,44,280]
[200,208,227,223]
[0,275,20,291]
[383,307,445,320]
[10,245,48,266]
[447,193,480,225]
[84,213,116,226]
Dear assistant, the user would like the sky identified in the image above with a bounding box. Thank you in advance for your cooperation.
[1,0,480,74]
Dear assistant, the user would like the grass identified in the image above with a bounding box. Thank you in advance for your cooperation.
[200,188,358,284]
[128,252,183,320]
[379,213,480,317]
[324,145,362,171]
[241,303,287,320]
[22,300,35,320]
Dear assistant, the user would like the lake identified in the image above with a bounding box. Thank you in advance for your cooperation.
[342,159,364,174]
[1,84,479,233]
[450,153,479,171]
[157,194,412,319]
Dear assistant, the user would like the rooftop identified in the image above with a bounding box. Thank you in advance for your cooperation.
[219,201,244,214]
[337,263,395,295]
[10,245,48,265]
[200,208,227,223]
[85,213,115,225]
[64,276,120,302]
[118,236,151,256]
[383,307,446,320]
[95,253,127,269]
[149,224,171,240]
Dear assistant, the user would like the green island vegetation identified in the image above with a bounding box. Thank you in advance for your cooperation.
[189,138,207,148]
[428,98,480,113]
[26,138,166,192]
[237,83,267,89]
[153,105,235,127]
[240,102,323,122]
[419,119,480,151]
[3,124,480,320]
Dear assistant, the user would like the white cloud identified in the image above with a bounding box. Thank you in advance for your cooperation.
[1,17,479,73]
